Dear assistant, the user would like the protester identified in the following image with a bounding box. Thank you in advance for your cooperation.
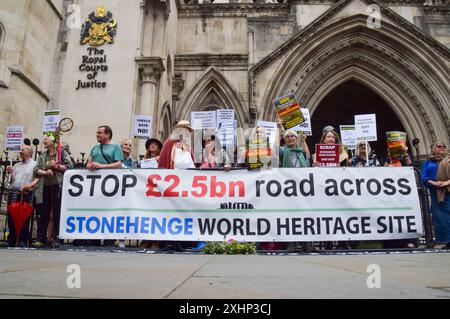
[62,142,75,167]
[4,146,38,247]
[138,138,163,248]
[200,135,218,168]
[33,134,73,248]
[384,145,412,167]
[79,126,123,247]
[348,141,383,250]
[144,138,162,161]
[349,141,380,167]
[86,125,123,169]
[158,121,195,250]
[121,138,138,169]
[279,130,310,168]
[383,138,416,248]
[159,120,194,169]
[314,126,348,250]
[278,130,313,252]
[313,126,348,167]
[422,142,450,249]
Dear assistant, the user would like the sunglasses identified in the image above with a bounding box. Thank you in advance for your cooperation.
[435,145,446,149]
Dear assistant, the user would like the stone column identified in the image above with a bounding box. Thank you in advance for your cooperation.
[136,57,165,157]
[136,0,146,57]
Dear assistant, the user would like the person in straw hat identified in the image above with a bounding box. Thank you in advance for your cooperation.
[158,120,195,168]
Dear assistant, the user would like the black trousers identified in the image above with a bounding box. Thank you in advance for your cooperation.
[7,190,33,246]
[36,184,61,243]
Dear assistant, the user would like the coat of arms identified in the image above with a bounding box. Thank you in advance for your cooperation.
[80,6,117,46]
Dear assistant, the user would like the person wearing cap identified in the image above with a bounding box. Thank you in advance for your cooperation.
[279,130,310,168]
[144,138,162,161]
[158,120,195,169]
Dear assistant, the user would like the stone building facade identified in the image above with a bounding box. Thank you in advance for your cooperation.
[0,0,449,160]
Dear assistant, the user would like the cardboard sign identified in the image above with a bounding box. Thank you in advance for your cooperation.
[273,93,304,130]
[133,115,152,139]
[340,125,357,148]
[315,144,340,167]
[291,108,312,136]
[42,110,61,133]
[5,126,24,152]
[355,114,377,142]
[386,131,407,161]
[191,111,217,130]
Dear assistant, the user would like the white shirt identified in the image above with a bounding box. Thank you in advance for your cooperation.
[10,159,37,190]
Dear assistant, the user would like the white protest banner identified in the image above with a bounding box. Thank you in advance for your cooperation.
[256,120,278,147]
[5,126,24,152]
[133,115,152,139]
[60,168,422,242]
[216,109,234,126]
[140,158,158,168]
[191,111,217,130]
[355,114,377,142]
[340,125,357,148]
[291,108,312,136]
[42,110,61,133]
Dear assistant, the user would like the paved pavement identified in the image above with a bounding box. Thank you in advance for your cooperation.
[0,248,449,299]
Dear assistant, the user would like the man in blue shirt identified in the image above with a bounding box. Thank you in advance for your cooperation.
[86,125,123,169]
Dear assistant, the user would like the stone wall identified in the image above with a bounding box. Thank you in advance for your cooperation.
[0,0,62,150]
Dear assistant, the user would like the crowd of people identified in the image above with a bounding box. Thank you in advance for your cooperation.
[1,120,449,251]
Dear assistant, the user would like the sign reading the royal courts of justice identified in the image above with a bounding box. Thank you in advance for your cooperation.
[77,6,117,90]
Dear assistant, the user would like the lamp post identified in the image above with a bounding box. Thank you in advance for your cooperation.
[412,137,420,167]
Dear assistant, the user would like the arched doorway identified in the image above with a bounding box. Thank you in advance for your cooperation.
[310,80,407,163]
[258,15,450,157]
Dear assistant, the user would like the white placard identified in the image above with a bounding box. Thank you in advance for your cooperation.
[216,109,235,125]
[5,126,24,152]
[191,111,217,130]
[140,158,158,168]
[355,114,377,142]
[133,115,152,140]
[256,120,278,147]
[340,125,357,148]
[218,120,236,147]
[42,110,61,133]
[291,108,312,136]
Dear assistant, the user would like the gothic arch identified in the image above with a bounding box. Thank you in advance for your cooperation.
[178,66,246,127]
[261,14,450,155]
[159,102,172,141]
